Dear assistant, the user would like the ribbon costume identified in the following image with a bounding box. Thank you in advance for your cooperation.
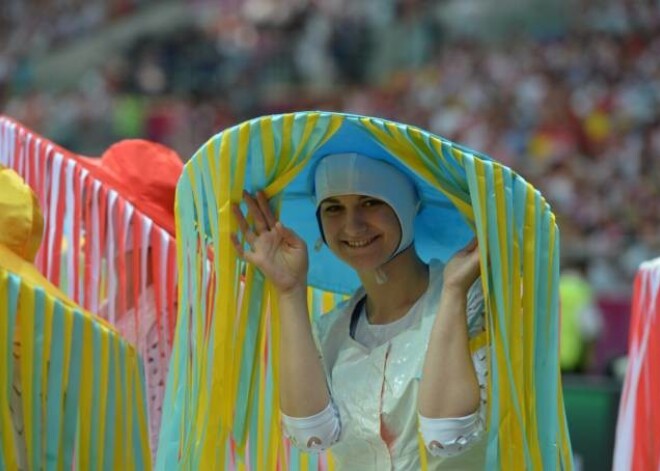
[160,112,573,470]
[613,257,660,470]
[0,166,150,469]
[0,115,183,458]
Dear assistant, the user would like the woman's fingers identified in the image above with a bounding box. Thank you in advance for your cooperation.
[232,203,251,236]
[275,222,293,243]
[256,191,278,229]
[231,203,259,255]
[243,190,270,234]
[232,190,286,259]
[230,233,245,257]
[463,237,478,253]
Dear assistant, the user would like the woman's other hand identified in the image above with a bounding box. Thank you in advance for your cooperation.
[442,238,481,294]
[231,190,309,295]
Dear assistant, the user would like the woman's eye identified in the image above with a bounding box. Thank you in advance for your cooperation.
[323,205,341,213]
[363,199,383,207]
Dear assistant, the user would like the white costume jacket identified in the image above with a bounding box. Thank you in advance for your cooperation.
[312,260,488,470]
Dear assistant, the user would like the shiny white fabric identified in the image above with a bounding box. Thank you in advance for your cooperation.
[312,260,488,470]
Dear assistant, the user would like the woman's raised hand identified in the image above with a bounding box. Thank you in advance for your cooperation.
[442,238,481,294]
[231,191,309,295]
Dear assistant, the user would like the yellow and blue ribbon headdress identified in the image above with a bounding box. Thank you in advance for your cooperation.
[160,111,573,470]
[0,167,151,470]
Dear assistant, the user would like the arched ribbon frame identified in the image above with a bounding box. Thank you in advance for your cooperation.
[161,112,573,470]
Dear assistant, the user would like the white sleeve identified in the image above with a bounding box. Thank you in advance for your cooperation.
[281,401,341,453]
[419,411,483,457]
[418,279,488,457]
[419,345,488,457]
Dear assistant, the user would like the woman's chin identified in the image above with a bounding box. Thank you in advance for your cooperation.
[330,242,396,272]
[341,255,388,273]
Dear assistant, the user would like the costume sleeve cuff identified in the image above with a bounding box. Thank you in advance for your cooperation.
[418,410,484,457]
[281,400,341,453]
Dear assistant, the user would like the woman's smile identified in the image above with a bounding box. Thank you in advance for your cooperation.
[342,235,380,249]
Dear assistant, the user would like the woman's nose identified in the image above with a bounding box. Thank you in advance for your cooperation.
[344,208,367,234]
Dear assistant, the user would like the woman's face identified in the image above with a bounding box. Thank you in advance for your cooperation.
[318,194,401,271]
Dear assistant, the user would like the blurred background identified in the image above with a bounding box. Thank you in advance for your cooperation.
[2,0,659,468]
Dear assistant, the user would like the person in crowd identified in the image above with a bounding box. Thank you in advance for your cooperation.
[559,257,604,373]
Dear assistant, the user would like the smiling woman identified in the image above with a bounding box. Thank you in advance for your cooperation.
[231,152,487,469]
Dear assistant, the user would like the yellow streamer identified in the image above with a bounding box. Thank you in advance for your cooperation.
[0,273,18,469]
[18,288,35,470]
[418,431,429,471]
[78,318,93,471]
[112,339,124,470]
[96,325,110,470]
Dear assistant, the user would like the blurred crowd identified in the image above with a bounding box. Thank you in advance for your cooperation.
[1,0,659,296]
[0,0,159,51]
